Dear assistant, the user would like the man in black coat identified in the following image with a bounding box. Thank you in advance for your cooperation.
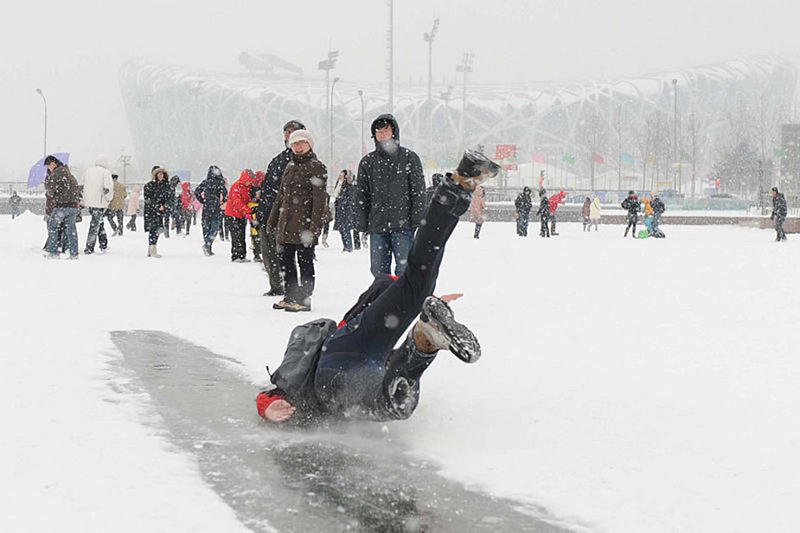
[258,120,306,295]
[771,186,788,241]
[651,195,666,237]
[621,190,640,238]
[355,114,426,278]
[514,186,533,237]
[194,165,228,255]
[534,188,549,238]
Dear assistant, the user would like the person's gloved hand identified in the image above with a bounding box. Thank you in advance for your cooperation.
[265,399,296,423]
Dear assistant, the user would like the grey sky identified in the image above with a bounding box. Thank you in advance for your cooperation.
[3,0,799,179]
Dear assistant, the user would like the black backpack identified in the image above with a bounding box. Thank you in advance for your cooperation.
[270,318,337,411]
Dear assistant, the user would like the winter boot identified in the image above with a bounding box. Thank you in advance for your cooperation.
[148,244,162,258]
[272,299,291,310]
[416,296,481,363]
[284,301,311,313]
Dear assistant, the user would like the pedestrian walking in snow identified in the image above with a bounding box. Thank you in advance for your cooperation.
[651,195,666,238]
[194,165,228,256]
[9,191,22,219]
[771,186,788,242]
[258,120,306,296]
[548,191,565,236]
[106,174,127,236]
[267,129,327,312]
[255,150,499,425]
[320,191,333,248]
[333,169,357,252]
[589,196,602,231]
[582,197,591,231]
[43,155,81,259]
[469,184,487,239]
[355,114,426,278]
[179,182,194,236]
[514,187,533,237]
[126,184,141,231]
[622,190,640,238]
[144,167,171,258]
[225,169,259,262]
[536,189,550,237]
[425,173,444,208]
[81,157,114,254]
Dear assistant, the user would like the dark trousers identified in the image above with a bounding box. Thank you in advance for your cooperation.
[315,180,467,420]
[775,216,787,240]
[260,226,283,292]
[148,226,160,245]
[85,208,108,252]
[175,210,184,234]
[106,209,123,235]
[539,215,550,237]
[202,215,222,249]
[183,209,193,235]
[625,215,637,237]
[550,214,558,234]
[230,217,248,260]
[280,243,315,305]
[516,212,529,236]
[163,213,171,238]
[474,223,483,239]
[339,229,354,251]
[353,230,361,250]
[126,214,138,231]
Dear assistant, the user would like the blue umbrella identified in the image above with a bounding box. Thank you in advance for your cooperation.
[28,152,70,189]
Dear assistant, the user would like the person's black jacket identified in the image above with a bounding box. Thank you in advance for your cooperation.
[535,195,549,218]
[773,193,788,219]
[515,191,532,216]
[334,179,356,232]
[143,175,172,232]
[622,196,640,216]
[355,114,426,233]
[652,197,666,216]
[257,147,293,222]
[194,166,228,220]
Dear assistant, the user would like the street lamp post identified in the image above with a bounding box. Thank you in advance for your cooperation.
[357,90,366,156]
[330,77,341,166]
[423,19,440,168]
[672,79,679,192]
[35,88,47,158]
[318,51,339,162]
[456,52,475,151]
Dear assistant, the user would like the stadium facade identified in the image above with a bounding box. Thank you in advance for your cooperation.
[120,56,795,193]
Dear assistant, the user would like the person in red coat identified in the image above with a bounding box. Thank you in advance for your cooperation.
[225,169,258,262]
[548,191,566,236]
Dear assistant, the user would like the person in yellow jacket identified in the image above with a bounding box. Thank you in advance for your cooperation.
[642,196,655,235]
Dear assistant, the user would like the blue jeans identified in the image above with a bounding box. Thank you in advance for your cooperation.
[369,230,414,277]
[202,215,222,248]
[47,207,79,256]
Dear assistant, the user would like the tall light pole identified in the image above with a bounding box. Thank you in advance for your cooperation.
[456,52,475,151]
[357,90,366,155]
[424,18,440,167]
[617,103,623,191]
[119,155,132,185]
[672,78,679,192]
[423,19,440,102]
[330,77,341,165]
[318,50,339,162]
[35,88,47,158]
[386,0,394,112]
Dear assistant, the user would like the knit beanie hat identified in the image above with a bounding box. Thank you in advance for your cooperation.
[288,129,315,149]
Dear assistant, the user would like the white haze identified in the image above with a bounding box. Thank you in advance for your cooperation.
[2,0,799,178]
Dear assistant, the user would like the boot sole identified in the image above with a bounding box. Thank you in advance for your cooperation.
[422,297,481,363]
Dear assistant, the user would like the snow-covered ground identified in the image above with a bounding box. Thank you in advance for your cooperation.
[2,211,799,533]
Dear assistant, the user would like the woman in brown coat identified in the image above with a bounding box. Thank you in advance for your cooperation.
[267,129,327,312]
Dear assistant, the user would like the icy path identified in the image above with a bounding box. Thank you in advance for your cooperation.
[2,211,800,532]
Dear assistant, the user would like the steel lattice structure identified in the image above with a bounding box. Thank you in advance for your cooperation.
[120,56,795,191]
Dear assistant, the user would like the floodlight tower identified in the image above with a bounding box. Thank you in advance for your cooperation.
[457,52,475,150]
[386,0,395,112]
[423,19,440,102]
[318,50,339,161]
